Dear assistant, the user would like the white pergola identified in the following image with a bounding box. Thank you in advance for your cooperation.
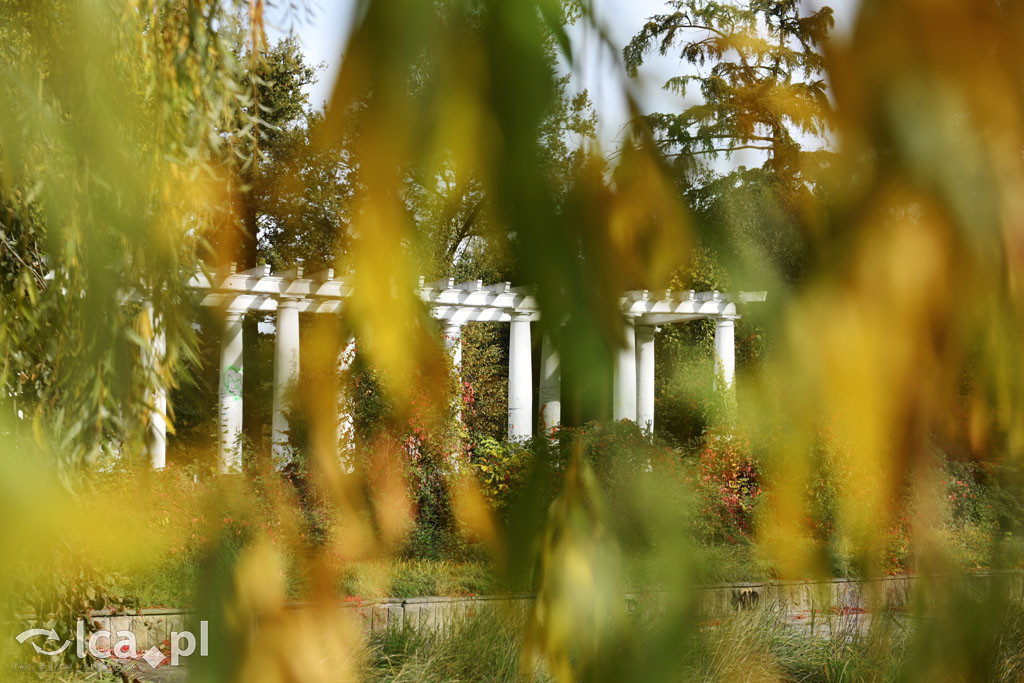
[144,264,765,471]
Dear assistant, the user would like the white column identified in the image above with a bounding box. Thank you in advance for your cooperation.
[272,297,301,461]
[144,304,167,469]
[443,322,463,372]
[444,322,464,427]
[219,310,244,473]
[508,313,533,440]
[635,324,655,435]
[613,318,637,422]
[538,331,560,433]
[337,335,356,454]
[714,316,736,389]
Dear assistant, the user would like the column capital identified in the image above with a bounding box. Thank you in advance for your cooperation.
[511,311,532,322]
[634,323,656,341]
[224,309,244,323]
[277,296,302,310]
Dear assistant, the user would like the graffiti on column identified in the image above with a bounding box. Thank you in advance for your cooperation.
[222,365,243,400]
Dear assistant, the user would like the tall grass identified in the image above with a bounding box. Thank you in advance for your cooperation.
[364,596,1024,682]
[368,609,542,682]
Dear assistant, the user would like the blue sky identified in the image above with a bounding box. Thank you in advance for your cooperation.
[266,1,858,152]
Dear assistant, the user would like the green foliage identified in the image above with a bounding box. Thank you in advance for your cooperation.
[472,421,676,533]
[469,422,1021,581]
[461,322,509,440]
[0,0,276,471]
[339,559,496,600]
[470,435,534,513]
[685,167,818,290]
[240,34,319,154]
[654,320,718,443]
[624,0,834,182]
[216,32,321,263]
[339,346,470,560]
[653,244,766,445]
[258,109,355,273]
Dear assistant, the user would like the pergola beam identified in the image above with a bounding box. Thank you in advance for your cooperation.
[191,273,760,323]
[429,306,540,323]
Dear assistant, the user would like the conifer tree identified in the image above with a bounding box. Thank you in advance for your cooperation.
[624,0,834,183]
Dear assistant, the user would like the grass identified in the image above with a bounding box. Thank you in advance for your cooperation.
[363,588,1024,682]
[358,604,908,682]
[682,609,910,681]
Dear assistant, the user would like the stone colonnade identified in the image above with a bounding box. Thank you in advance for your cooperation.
[144,268,763,471]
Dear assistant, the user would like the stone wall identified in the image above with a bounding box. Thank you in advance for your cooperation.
[80,571,1024,642]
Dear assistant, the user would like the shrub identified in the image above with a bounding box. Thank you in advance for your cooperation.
[882,455,1002,574]
[470,421,673,529]
[469,435,533,513]
[691,429,762,544]
[938,459,999,570]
